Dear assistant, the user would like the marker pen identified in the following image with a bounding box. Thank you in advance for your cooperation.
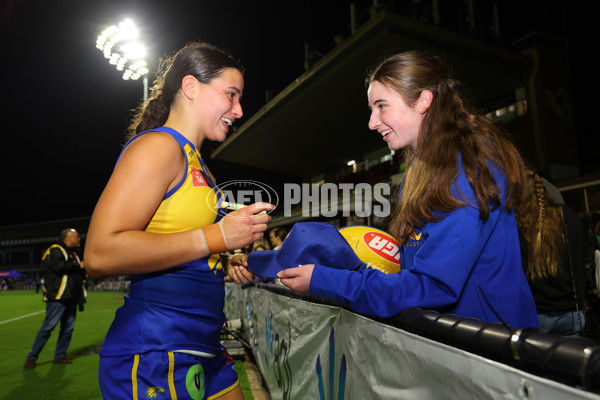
[221,201,247,210]
[220,201,268,214]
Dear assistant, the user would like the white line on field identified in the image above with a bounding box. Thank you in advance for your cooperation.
[0,310,44,325]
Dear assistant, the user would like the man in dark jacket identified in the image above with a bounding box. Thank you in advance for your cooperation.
[23,228,86,369]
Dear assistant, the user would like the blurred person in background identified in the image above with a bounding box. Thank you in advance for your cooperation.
[24,228,85,369]
[515,171,591,335]
[269,227,288,250]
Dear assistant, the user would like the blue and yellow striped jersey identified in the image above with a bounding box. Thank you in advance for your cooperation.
[100,127,229,357]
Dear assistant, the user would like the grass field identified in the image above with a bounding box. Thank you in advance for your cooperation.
[0,290,255,399]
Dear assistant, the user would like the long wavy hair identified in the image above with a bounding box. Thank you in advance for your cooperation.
[365,51,526,244]
[515,171,565,280]
[126,42,244,141]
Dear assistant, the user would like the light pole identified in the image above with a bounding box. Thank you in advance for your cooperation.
[96,19,150,102]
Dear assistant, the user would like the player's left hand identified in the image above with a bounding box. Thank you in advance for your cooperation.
[227,254,255,284]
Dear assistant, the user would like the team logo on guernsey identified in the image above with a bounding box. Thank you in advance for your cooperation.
[406,231,423,247]
[208,253,223,275]
[409,232,422,241]
[186,364,205,400]
[190,167,208,187]
[363,231,400,263]
[145,386,165,398]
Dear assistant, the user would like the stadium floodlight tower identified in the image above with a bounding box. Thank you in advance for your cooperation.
[96,19,150,102]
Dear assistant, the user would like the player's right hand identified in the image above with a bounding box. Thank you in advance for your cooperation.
[221,202,274,251]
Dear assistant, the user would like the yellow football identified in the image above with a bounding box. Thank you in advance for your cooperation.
[338,225,401,274]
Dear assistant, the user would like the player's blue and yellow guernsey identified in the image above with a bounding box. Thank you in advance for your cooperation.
[99,126,228,357]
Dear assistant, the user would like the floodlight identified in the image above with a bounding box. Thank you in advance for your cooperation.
[96,19,148,82]
[96,19,150,101]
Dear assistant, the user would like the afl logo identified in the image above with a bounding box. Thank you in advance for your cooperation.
[207,180,279,217]
[363,231,400,262]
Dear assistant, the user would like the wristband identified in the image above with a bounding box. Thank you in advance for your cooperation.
[201,222,229,254]
[218,219,230,250]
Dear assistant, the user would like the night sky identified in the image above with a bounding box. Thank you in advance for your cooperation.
[0,0,589,227]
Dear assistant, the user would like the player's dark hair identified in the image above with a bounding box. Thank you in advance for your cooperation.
[126,42,244,140]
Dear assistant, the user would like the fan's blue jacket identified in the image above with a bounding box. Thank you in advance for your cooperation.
[310,165,539,329]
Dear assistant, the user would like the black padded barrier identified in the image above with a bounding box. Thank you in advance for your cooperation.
[244,284,600,392]
[390,307,600,392]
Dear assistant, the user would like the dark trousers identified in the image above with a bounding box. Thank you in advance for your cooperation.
[27,300,77,360]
